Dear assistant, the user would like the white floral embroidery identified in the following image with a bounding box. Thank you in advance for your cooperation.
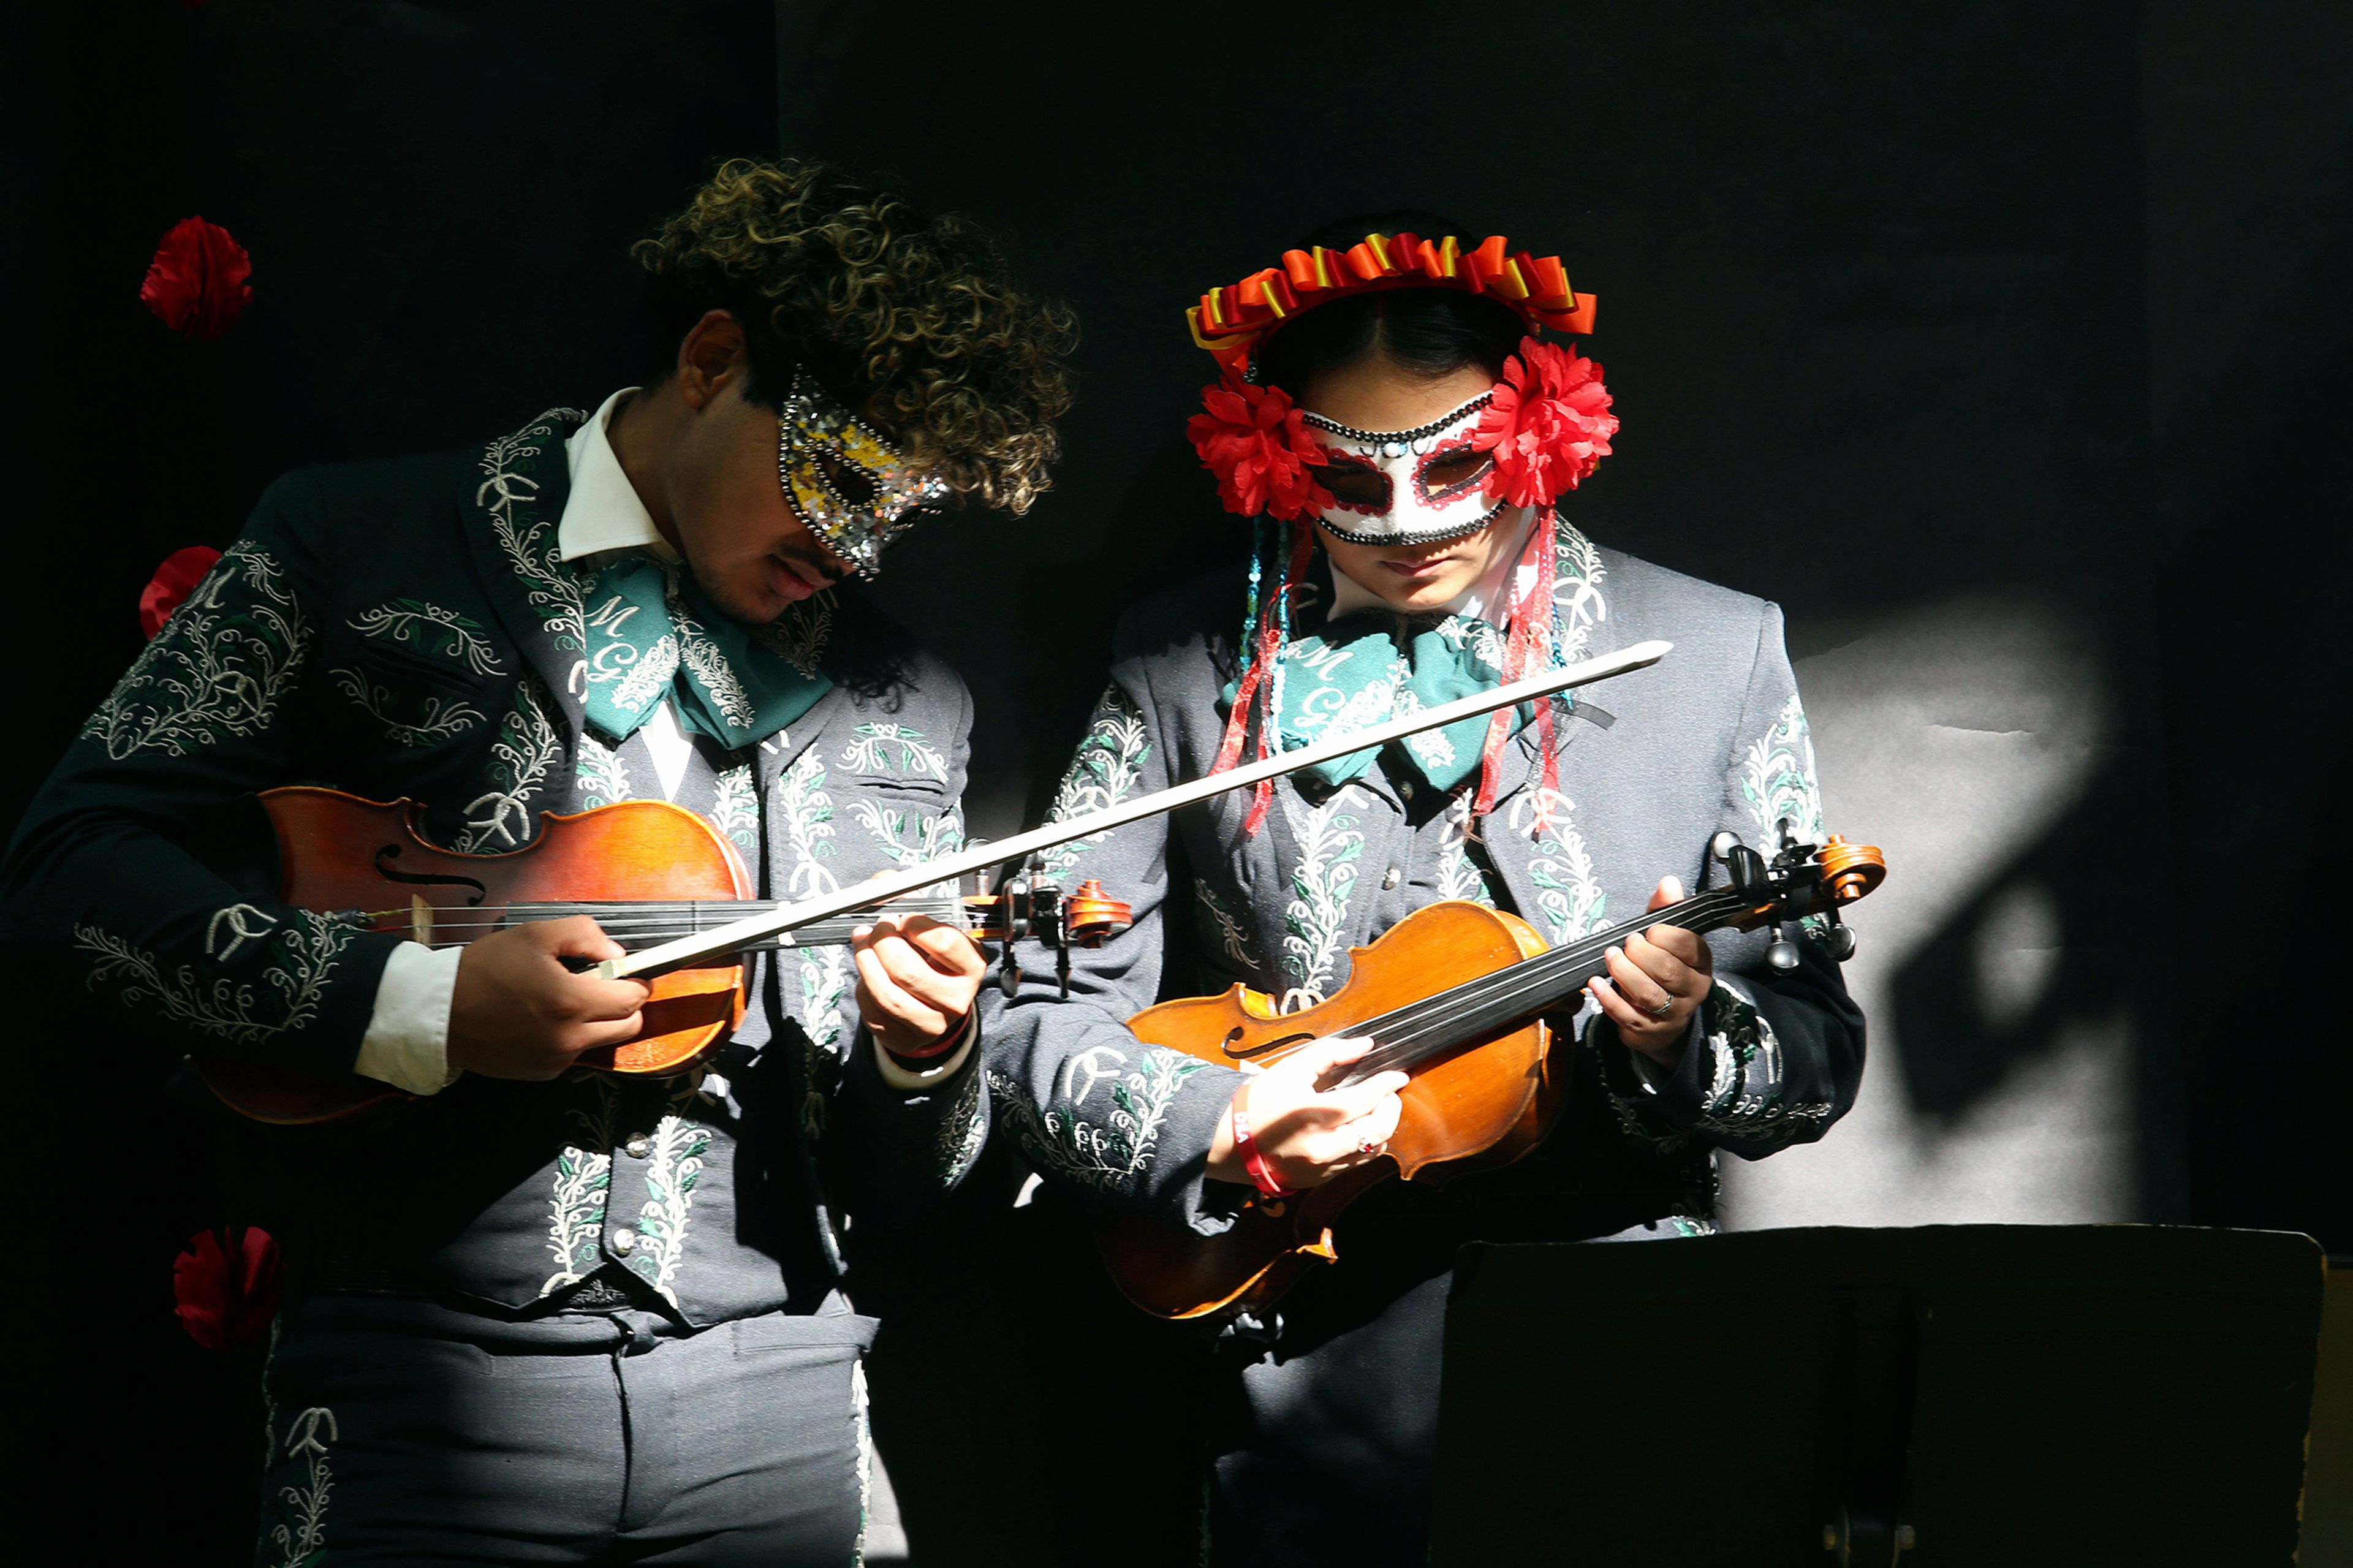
[676,621,757,730]
[710,761,759,855]
[1197,879,1259,969]
[1278,788,1365,1011]
[266,1406,337,1568]
[81,542,309,760]
[77,911,354,1045]
[1042,685,1152,876]
[749,588,835,677]
[795,947,851,1140]
[1435,616,1507,672]
[935,1067,990,1185]
[1396,690,1460,775]
[1740,693,1826,847]
[479,410,589,650]
[1436,797,1496,905]
[1599,986,1831,1153]
[575,730,634,809]
[1520,790,1607,944]
[347,599,506,675]
[1553,522,1608,663]
[775,748,841,898]
[988,1051,1207,1194]
[846,798,963,868]
[774,744,848,1137]
[330,666,485,748]
[458,674,564,850]
[1289,665,1401,744]
[540,1078,618,1295]
[839,722,948,779]
[601,633,681,718]
[204,903,278,963]
[628,1108,713,1305]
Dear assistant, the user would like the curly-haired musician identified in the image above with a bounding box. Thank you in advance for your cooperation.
[4,157,1072,1565]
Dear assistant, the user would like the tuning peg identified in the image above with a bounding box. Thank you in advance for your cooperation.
[1818,904,1859,961]
[1767,922,1802,971]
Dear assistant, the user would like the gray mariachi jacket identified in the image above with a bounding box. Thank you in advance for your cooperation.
[3,408,989,1328]
[982,523,1863,1240]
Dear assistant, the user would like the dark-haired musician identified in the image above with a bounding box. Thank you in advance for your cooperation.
[3,158,1072,1564]
[982,218,1866,1566]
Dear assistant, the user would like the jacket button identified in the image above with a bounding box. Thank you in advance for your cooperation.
[1381,867,1402,890]
[1398,779,1416,800]
[610,1228,637,1256]
[624,1135,653,1159]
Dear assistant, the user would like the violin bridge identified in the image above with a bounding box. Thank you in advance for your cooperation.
[409,894,434,945]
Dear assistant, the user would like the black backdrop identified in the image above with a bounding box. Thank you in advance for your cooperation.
[12,2,2350,1562]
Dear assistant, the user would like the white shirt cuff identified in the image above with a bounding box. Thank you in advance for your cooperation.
[871,1010,978,1093]
[354,942,464,1094]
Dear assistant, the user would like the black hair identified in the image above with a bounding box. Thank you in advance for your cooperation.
[1254,209,1529,401]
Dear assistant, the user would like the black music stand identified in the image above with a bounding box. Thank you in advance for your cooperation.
[1430,1225,2323,1567]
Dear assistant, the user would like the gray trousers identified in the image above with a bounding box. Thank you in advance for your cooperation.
[254,1293,877,1567]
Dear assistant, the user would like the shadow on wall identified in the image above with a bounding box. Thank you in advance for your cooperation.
[1722,596,2185,1229]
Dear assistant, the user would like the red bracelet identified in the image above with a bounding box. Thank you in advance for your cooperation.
[1230,1086,1296,1199]
[884,1013,969,1066]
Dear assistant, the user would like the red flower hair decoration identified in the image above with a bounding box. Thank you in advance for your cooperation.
[1474,338,1618,507]
[140,216,252,341]
[140,545,222,638]
[1187,374,1335,521]
[173,1226,283,1350]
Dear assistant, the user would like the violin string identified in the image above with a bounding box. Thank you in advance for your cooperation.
[1336,890,1759,1082]
[1357,891,1756,1078]
[1381,891,1754,1056]
[1352,890,1747,1050]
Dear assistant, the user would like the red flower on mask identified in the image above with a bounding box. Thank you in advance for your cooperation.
[1188,374,1333,521]
[140,545,223,638]
[173,1226,282,1349]
[140,216,252,341]
[1474,338,1617,507]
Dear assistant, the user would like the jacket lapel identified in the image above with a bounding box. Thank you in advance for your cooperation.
[1479,520,1619,827]
[459,406,596,740]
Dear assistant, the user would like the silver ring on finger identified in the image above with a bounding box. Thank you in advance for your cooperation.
[1645,994,1677,1020]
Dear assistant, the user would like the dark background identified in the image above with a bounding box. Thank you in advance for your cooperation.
[10,2,2349,1561]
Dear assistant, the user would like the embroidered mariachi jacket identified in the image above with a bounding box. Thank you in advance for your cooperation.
[979,524,1863,1237]
[4,407,988,1327]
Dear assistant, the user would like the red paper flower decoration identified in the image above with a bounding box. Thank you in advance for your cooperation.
[140,216,252,341]
[1474,338,1618,507]
[140,545,222,638]
[173,1226,283,1350]
[1187,375,1335,521]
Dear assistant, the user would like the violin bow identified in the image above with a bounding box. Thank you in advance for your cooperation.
[599,639,1673,981]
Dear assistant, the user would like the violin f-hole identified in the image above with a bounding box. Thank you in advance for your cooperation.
[1221,1027,1317,1061]
[372,843,489,906]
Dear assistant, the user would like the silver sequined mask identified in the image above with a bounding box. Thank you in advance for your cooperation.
[776,369,948,579]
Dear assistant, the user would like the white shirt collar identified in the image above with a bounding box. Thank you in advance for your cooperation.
[1325,506,1539,626]
[558,388,676,563]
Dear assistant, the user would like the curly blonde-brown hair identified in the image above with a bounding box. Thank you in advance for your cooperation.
[635,157,1077,514]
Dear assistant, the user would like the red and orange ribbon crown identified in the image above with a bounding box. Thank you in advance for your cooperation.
[1187,232,1596,373]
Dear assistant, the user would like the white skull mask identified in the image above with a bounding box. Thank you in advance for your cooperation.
[1301,389,1502,547]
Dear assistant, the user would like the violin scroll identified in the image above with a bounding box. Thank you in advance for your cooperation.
[1062,879,1134,948]
[1816,835,1885,904]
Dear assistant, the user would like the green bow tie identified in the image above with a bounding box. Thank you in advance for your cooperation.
[1231,609,1542,795]
[580,554,830,749]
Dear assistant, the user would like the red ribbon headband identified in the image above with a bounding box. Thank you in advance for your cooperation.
[1186,232,1596,373]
